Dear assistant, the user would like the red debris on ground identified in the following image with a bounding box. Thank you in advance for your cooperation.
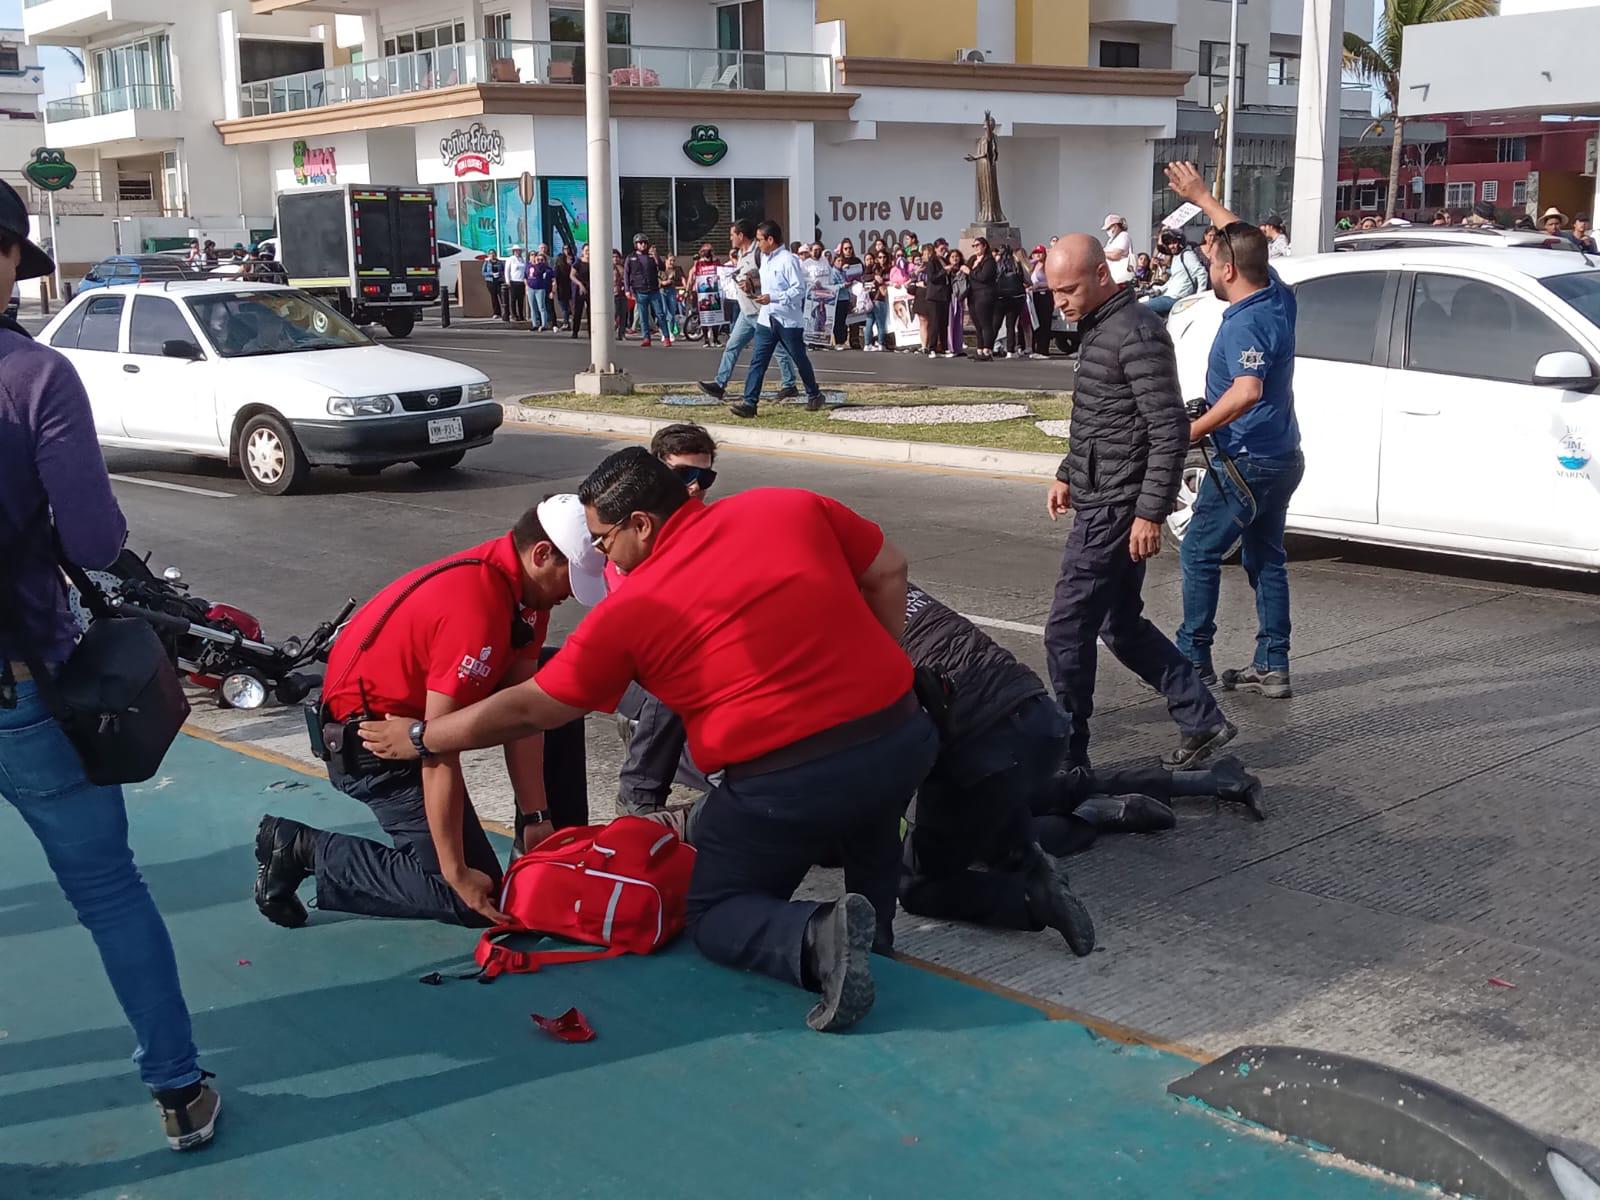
[531,1007,596,1042]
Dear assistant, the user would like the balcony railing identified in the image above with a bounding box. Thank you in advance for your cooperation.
[237,38,834,117]
[46,83,176,122]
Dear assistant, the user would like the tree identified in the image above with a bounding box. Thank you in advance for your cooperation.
[1343,0,1498,218]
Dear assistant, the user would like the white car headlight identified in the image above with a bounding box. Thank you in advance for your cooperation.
[466,381,493,403]
[327,394,397,416]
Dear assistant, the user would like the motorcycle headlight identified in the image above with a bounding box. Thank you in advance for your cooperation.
[466,381,493,404]
[220,671,268,710]
[327,394,397,417]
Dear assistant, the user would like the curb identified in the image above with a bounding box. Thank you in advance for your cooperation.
[504,403,1063,478]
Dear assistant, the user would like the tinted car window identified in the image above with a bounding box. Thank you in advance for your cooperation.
[1293,272,1390,364]
[439,241,461,256]
[1407,273,1582,384]
[129,295,197,356]
[1541,270,1600,330]
[77,295,125,352]
[48,302,88,349]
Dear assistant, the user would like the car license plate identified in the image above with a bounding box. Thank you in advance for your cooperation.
[427,417,463,444]
[390,283,409,296]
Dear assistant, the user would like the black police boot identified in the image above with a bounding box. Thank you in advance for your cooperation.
[1072,794,1177,835]
[254,815,316,929]
[1207,754,1266,821]
[800,893,876,1033]
[1022,845,1096,958]
[1160,721,1238,770]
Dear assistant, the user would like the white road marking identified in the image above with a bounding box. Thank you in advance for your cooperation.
[812,368,878,376]
[962,613,1046,636]
[109,474,233,498]
[401,343,507,354]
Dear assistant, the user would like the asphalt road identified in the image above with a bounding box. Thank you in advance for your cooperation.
[102,422,1600,1151]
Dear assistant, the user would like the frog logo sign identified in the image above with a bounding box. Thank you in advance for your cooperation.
[1557,430,1589,473]
[23,147,76,192]
[682,124,728,167]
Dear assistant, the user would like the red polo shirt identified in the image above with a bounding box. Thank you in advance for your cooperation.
[322,533,549,722]
[535,489,911,772]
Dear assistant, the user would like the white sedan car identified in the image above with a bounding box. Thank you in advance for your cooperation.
[41,281,501,495]
[1167,246,1600,571]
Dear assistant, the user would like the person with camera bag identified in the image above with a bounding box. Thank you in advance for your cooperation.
[0,180,221,1153]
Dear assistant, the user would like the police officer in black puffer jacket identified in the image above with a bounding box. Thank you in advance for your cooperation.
[1041,234,1235,772]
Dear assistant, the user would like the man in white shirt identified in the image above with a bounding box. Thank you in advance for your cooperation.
[504,246,528,323]
[1102,214,1133,284]
[729,220,825,419]
[697,218,798,403]
[1261,217,1291,259]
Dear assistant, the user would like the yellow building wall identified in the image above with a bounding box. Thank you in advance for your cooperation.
[818,0,977,60]
[1016,0,1089,67]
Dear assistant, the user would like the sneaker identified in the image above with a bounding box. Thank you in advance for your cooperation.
[663,335,674,347]
[697,380,726,400]
[802,893,876,1032]
[924,350,937,358]
[804,393,827,412]
[726,401,759,419]
[940,351,955,358]
[254,814,314,928]
[777,385,799,401]
[1221,665,1293,699]
[1160,721,1238,770]
[154,1077,221,1152]
[1023,846,1096,957]
[640,338,652,348]
[1208,754,1266,821]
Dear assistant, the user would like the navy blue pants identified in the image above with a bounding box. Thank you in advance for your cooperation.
[1044,501,1225,768]
[686,707,939,988]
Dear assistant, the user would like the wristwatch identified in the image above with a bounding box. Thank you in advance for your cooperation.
[514,809,552,841]
[407,720,433,760]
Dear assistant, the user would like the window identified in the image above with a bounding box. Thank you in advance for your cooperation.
[1293,272,1389,365]
[0,46,20,73]
[118,175,154,201]
[1445,181,1475,209]
[238,38,324,84]
[1099,40,1140,68]
[1542,271,1600,331]
[48,302,87,350]
[77,295,125,353]
[1358,184,1379,211]
[383,22,467,57]
[92,35,173,106]
[1335,184,1352,211]
[129,296,195,356]
[548,8,631,73]
[484,12,511,41]
[1512,180,1528,206]
[1266,53,1298,87]
[1481,180,1499,203]
[1495,136,1527,163]
[1408,273,1581,383]
[1199,41,1246,108]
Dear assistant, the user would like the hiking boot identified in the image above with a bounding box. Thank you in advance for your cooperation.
[1221,665,1293,699]
[697,380,726,401]
[1023,845,1096,957]
[777,385,800,401]
[804,393,827,412]
[726,401,759,420]
[254,814,315,929]
[154,1077,221,1152]
[1160,721,1238,770]
[802,893,876,1032]
[1208,754,1266,821]
[1072,794,1176,835]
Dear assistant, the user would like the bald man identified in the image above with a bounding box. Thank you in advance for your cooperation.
[1040,235,1235,771]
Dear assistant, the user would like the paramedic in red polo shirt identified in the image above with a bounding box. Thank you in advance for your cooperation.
[361,448,937,1033]
[254,495,607,930]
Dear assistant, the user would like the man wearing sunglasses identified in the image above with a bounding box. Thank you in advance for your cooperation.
[360,447,935,1034]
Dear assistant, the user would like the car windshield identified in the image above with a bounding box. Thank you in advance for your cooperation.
[185,291,371,358]
[1541,270,1600,329]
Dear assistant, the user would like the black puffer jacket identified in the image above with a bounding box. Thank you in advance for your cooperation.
[1057,285,1188,522]
[903,583,1044,742]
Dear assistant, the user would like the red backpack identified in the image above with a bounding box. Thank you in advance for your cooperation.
[473,816,697,979]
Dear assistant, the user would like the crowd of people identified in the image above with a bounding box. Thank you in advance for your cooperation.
[1336,199,1598,250]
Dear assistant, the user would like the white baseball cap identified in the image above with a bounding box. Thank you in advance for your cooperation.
[1102,213,1126,231]
[535,493,608,607]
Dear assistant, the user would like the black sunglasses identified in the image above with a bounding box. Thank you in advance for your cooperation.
[672,465,717,491]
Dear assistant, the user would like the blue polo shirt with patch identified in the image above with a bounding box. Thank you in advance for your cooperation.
[1205,271,1300,460]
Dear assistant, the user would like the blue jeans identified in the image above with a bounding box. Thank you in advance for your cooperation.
[1144,294,1178,316]
[715,310,796,391]
[743,320,821,405]
[864,299,889,346]
[528,288,552,329]
[1177,449,1306,674]
[0,679,201,1093]
[632,289,659,339]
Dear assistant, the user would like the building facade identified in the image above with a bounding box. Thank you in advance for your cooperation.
[0,27,45,177]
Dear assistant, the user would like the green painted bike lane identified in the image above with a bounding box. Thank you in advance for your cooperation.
[0,734,1422,1199]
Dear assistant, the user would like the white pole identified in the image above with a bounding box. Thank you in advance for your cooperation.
[48,187,61,304]
[583,0,614,378]
[1223,0,1240,212]
[1290,0,1346,253]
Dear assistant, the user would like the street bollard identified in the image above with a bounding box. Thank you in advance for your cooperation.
[440,292,451,329]
[39,286,49,316]
[62,281,73,302]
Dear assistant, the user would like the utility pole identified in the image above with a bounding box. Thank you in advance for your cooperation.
[1290,0,1347,253]
[1222,0,1240,211]
[575,0,631,395]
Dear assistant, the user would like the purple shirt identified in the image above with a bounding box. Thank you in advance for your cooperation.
[0,317,127,667]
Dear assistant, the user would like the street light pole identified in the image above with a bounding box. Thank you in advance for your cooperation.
[1223,0,1240,212]
[576,0,630,394]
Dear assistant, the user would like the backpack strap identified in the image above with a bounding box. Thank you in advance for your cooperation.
[473,926,628,979]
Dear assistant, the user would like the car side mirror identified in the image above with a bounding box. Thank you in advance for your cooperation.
[162,338,203,361]
[1532,351,1597,390]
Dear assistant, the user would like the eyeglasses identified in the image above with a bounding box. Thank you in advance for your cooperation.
[672,465,717,491]
[590,519,628,554]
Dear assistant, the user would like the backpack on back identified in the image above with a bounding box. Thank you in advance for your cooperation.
[474,816,696,978]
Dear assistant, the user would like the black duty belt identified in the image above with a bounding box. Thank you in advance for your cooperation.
[723,691,921,782]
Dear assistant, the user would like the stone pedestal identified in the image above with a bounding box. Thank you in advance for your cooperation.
[959,222,1024,258]
[574,366,634,396]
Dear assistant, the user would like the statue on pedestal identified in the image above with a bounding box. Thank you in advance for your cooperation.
[964,110,1007,226]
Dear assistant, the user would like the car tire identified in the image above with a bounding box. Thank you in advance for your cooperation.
[1163,449,1241,561]
[414,450,467,474]
[239,414,310,496]
[381,310,417,338]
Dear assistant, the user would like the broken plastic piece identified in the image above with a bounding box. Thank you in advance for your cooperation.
[1487,977,1517,989]
[531,1007,596,1042]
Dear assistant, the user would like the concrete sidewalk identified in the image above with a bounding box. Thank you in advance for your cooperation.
[0,734,1422,1200]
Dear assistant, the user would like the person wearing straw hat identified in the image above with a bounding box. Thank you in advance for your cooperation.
[1541,207,1568,238]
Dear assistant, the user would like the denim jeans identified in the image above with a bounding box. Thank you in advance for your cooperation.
[528,288,552,329]
[1177,449,1306,674]
[743,320,821,405]
[715,310,796,391]
[863,299,889,346]
[657,291,680,335]
[1144,294,1178,316]
[0,679,201,1093]
[632,289,659,339]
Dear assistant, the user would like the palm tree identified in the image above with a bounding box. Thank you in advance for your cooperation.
[1343,0,1498,219]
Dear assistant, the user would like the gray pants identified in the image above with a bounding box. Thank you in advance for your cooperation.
[615,682,713,814]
